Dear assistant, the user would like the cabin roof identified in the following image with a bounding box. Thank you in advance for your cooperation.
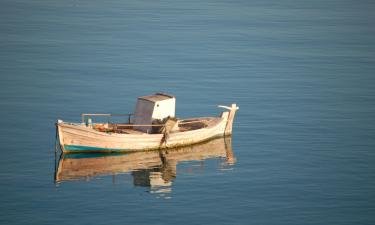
[138,93,175,103]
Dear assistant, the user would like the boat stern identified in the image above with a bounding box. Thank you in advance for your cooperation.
[219,104,239,136]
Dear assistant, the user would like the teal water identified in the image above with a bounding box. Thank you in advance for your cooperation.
[1,0,375,224]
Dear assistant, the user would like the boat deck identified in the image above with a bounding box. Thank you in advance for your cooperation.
[92,117,222,134]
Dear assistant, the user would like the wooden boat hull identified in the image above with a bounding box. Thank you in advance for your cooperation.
[57,104,238,153]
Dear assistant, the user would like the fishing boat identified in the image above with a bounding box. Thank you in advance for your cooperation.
[56,93,238,153]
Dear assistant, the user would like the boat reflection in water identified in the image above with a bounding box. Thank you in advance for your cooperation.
[55,137,236,196]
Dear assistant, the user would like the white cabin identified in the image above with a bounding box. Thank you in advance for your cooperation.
[133,93,176,133]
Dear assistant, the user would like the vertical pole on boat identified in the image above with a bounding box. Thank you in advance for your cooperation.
[54,122,59,154]
[218,104,239,136]
[224,104,239,136]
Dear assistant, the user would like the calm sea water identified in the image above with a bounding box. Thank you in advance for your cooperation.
[1,0,375,224]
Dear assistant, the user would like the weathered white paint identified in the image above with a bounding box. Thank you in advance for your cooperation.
[133,94,176,133]
[57,103,238,153]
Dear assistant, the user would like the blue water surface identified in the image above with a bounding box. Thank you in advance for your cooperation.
[1,0,375,224]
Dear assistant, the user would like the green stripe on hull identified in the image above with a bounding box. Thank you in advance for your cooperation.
[64,145,128,153]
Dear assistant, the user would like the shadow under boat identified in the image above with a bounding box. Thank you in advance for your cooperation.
[55,137,236,191]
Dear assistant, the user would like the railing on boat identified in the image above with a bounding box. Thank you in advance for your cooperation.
[81,113,166,127]
[81,113,134,124]
[81,113,210,127]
